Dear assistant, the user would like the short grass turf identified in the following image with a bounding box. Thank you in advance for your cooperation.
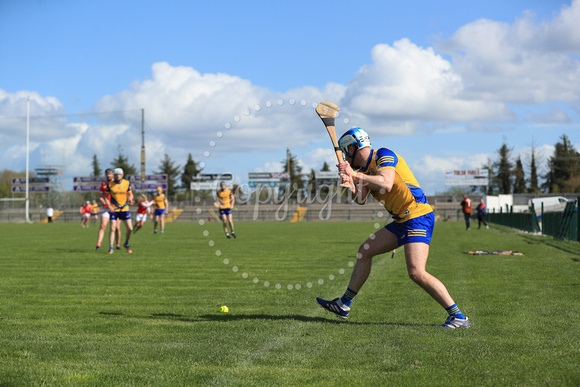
[0,221,579,386]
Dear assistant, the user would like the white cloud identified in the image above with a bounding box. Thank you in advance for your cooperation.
[436,1,580,104]
[257,161,284,173]
[300,148,337,173]
[92,62,346,160]
[411,153,492,194]
[529,106,570,123]
[541,0,580,51]
[341,39,514,128]
[0,90,68,142]
[95,62,263,134]
[465,122,507,133]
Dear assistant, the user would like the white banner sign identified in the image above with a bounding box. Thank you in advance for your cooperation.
[445,169,489,186]
[314,171,340,179]
[191,182,221,190]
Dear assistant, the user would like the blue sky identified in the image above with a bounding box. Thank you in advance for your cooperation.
[1,0,579,195]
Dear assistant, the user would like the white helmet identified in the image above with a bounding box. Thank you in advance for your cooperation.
[338,127,371,158]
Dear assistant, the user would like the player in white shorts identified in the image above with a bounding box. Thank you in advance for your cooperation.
[96,169,120,251]
[134,194,154,233]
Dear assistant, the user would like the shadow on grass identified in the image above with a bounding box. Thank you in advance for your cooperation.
[99,311,427,326]
[197,314,428,327]
[520,234,580,257]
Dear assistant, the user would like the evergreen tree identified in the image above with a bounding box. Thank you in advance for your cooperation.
[480,158,495,195]
[543,134,580,193]
[493,143,513,194]
[528,145,541,193]
[91,155,102,177]
[281,148,304,198]
[157,154,181,197]
[111,147,137,176]
[180,153,203,191]
[308,168,317,195]
[512,157,526,193]
[321,161,330,172]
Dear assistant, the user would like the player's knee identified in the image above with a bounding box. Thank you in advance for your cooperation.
[408,269,427,285]
[356,245,373,261]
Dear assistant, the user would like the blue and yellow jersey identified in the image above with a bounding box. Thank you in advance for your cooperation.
[153,193,166,210]
[107,179,132,212]
[217,189,233,209]
[360,148,432,223]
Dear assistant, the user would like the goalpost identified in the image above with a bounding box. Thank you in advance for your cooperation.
[1,98,146,223]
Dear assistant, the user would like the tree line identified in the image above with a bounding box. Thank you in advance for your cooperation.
[480,134,580,195]
[89,149,203,197]
[1,134,578,201]
[284,134,580,197]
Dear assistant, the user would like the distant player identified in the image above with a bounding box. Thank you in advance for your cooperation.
[105,168,134,254]
[46,205,54,223]
[216,181,236,239]
[153,186,168,234]
[96,169,120,252]
[80,202,90,228]
[90,200,99,226]
[316,128,469,328]
[133,194,154,233]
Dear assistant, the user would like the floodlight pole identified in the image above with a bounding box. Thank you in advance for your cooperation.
[25,96,31,223]
[141,108,145,188]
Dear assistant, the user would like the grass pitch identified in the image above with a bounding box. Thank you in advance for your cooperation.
[0,220,579,386]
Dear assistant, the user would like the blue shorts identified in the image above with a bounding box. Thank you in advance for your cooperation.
[110,211,131,221]
[385,212,434,246]
[220,208,232,216]
[155,209,166,217]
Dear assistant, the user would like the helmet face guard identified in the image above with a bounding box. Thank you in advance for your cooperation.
[338,128,371,163]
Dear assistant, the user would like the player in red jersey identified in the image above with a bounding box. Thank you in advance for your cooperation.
[133,194,154,233]
[80,201,91,228]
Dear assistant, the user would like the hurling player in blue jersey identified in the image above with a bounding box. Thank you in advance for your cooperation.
[316,128,469,328]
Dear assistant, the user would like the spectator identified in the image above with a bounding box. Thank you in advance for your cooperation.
[460,194,472,230]
[46,206,54,223]
[476,198,489,229]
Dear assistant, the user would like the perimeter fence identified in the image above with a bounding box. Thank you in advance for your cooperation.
[2,193,578,242]
[487,198,579,242]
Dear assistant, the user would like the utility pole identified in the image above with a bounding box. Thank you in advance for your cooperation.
[141,108,145,188]
[25,96,31,223]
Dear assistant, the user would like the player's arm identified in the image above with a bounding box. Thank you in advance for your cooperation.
[338,162,370,205]
[355,182,370,205]
[99,192,108,207]
[103,196,112,210]
[128,189,134,206]
[353,168,395,193]
[230,192,235,207]
[338,146,396,194]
